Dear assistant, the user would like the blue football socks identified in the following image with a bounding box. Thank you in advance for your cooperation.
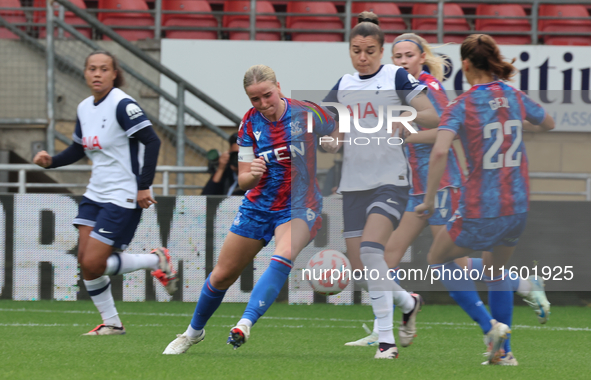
[432,262,492,334]
[241,255,292,326]
[484,272,513,355]
[468,258,519,292]
[190,274,227,331]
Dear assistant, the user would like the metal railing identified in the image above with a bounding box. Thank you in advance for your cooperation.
[529,172,591,200]
[5,0,589,44]
[0,164,208,196]
[1,0,243,195]
[1,164,590,200]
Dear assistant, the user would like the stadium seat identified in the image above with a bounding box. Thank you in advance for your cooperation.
[412,3,470,44]
[162,0,217,39]
[475,4,531,45]
[98,0,154,40]
[286,2,343,42]
[223,1,280,41]
[351,3,406,43]
[539,5,591,46]
[0,0,27,39]
[35,0,92,39]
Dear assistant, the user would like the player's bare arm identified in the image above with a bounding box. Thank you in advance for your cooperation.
[523,113,555,132]
[320,121,343,153]
[137,189,157,209]
[409,91,440,128]
[404,128,438,144]
[238,157,266,190]
[33,150,52,168]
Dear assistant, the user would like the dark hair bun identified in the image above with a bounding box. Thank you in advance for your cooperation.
[357,11,379,26]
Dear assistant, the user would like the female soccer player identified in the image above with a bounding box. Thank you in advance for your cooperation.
[344,32,459,347]
[346,33,550,347]
[415,34,555,365]
[33,51,177,335]
[162,64,336,354]
[322,13,439,359]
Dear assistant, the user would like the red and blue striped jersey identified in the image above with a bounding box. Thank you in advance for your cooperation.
[439,81,546,218]
[237,98,335,212]
[405,72,463,195]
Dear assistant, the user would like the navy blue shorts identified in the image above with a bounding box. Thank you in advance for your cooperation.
[342,185,409,238]
[73,196,142,250]
[405,187,461,226]
[447,211,528,251]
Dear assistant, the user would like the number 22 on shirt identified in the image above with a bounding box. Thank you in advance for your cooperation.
[483,120,522,170]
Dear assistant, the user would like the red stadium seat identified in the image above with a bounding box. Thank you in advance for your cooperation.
[99,0,154,40]
[35,0,92,39]
[539,5,591,46]
[223,1,280,41]
[0,0,27,39]
[412,3,469,44]
[286,1,343,42]
[351,2,406,43]
[475,4,531,45]
[162,0,217,39]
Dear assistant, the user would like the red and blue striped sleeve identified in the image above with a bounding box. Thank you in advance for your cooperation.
[306,101,336,136]
[237,109,255,147]
[438,97,465,135]
[516,90,546,125]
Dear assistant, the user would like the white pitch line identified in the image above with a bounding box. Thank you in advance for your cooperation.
[0,323,361,329]
[0,308,589,332]
[0,321,589,332]
[0,308,375,322]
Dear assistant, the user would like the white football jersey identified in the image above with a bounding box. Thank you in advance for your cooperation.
[324,64,426,192]
[73,88,152,209]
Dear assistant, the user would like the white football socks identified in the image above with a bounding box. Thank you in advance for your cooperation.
[104,252,160,276]
[360,244,396,344]
[185,325,203,339]
[84,276,122,328]
[237,318,253,329]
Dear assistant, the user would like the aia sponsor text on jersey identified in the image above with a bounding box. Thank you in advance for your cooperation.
[82,136,103,151]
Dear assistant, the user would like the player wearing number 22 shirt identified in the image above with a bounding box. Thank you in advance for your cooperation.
[439,81,546,248]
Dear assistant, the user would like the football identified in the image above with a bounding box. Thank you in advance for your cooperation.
[304,249,351,295]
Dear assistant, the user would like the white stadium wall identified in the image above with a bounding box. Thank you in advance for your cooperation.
[0,195,589,303]
[161,40,591,132]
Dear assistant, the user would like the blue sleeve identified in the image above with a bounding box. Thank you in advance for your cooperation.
[116,98,152,136]
[395,68,427,105]
[304,101,336,136]
[72,117,82,144]
[322,78,342,121]
[48,142,85,168]
[518,91,546,125]
[132,125,160,190]
[438,98,465,136]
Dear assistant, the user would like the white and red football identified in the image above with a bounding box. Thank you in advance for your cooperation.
[304,249,351,295]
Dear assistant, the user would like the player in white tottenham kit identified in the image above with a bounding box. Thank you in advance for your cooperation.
[346,33,550,348]
[322,12,439,359]
[34,51,178,335]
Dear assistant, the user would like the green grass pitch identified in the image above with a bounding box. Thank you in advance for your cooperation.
[0,300,589,380]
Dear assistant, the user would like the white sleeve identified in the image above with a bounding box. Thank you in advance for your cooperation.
[238,145,255,162]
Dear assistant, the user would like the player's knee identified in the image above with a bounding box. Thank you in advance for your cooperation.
[209,269,237,290]
[79,254,106,278]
